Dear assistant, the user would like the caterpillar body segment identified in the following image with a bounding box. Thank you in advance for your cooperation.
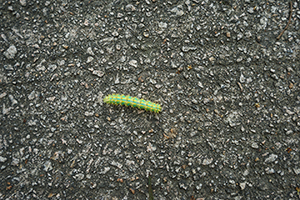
[103,94,161,113]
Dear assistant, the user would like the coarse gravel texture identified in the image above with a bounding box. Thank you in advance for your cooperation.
[0,0,300,199]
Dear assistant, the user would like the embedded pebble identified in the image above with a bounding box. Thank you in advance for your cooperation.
[264,154,278,163]
[20,0,27,6]
[44,161,53,171]
[11,157,19,166]
[92,70,104,78]
[100,167,110,174]
[129,60,138,67]
[202,158,213,165]
[251,142,259,149]
[87,56,94,63]
[0,156,7,162]
[73,173,84,181]
[294,168,300,175]
[171,7,184,16]
[182,46,197,52]
[226,32,231,38]
[4,45,17,59]
[0,92,7,99]
[86,47,95,56]
[240,182,246,190]
[178,182,188,190]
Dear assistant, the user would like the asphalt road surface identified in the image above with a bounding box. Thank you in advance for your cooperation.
[0,0,299,199]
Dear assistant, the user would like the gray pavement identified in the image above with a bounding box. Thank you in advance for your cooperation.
[0,0,299,199]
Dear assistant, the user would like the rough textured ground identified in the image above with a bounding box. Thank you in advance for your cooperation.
[0,0,299,199]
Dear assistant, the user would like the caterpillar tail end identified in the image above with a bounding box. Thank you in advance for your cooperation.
[103,95,110,104]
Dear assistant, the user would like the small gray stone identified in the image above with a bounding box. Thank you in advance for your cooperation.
[27,120,37,126]
[87,56,94,63]
[240,182,246,190]
[203,98,210,104]
[112,30,119,37]
[271,6,277,13]
[48,64,57,72]
[58,60,65,66]
[287,67,294,72]
[182,46,197,52]
[28,90,36,100]
[11,157,19,166]
[171,7,184,16]
[20,0,27,6]
[204,122,212,127]
[158,22,168,29]
[129,60,138,67]
[251,142,259,149]
[8,95,18,105]
[190,131,197,138]
[241,126,245,132]
[100,167,110,174]
[92,70,104,77]
[36,64,46,71]
[202,158,213,165]
[0,92,7,99]
[294,168,300,175]
[224,111,240,127]
[178,182,188,190]
[4,65,14,70]
[260,17,268,29]
[73,173,84,181]
[117,13,123,18]
[245,31,252,38]
[248,7,254,13]
[4,45,17,59]
[264,154,278,163]
[237,33,243,41]
[111,161,123,168]
[265,167,275,174]
[44,160,52,171]
[237,56,243,62]
[125,4,136,11]
[234,196,243,200]
[196,183,202,190]
[99,45,108,54]
[84,111,94,116]
[86,47,95,56]
[246,77,253,83]
[171,61,179,69]
[2,104,12,115]
[147,142,156,152]
[0,156,7,162]
[149,78,157,84]
[243,169,249,176]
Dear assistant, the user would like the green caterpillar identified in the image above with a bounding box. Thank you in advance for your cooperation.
[103,94,161,113]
